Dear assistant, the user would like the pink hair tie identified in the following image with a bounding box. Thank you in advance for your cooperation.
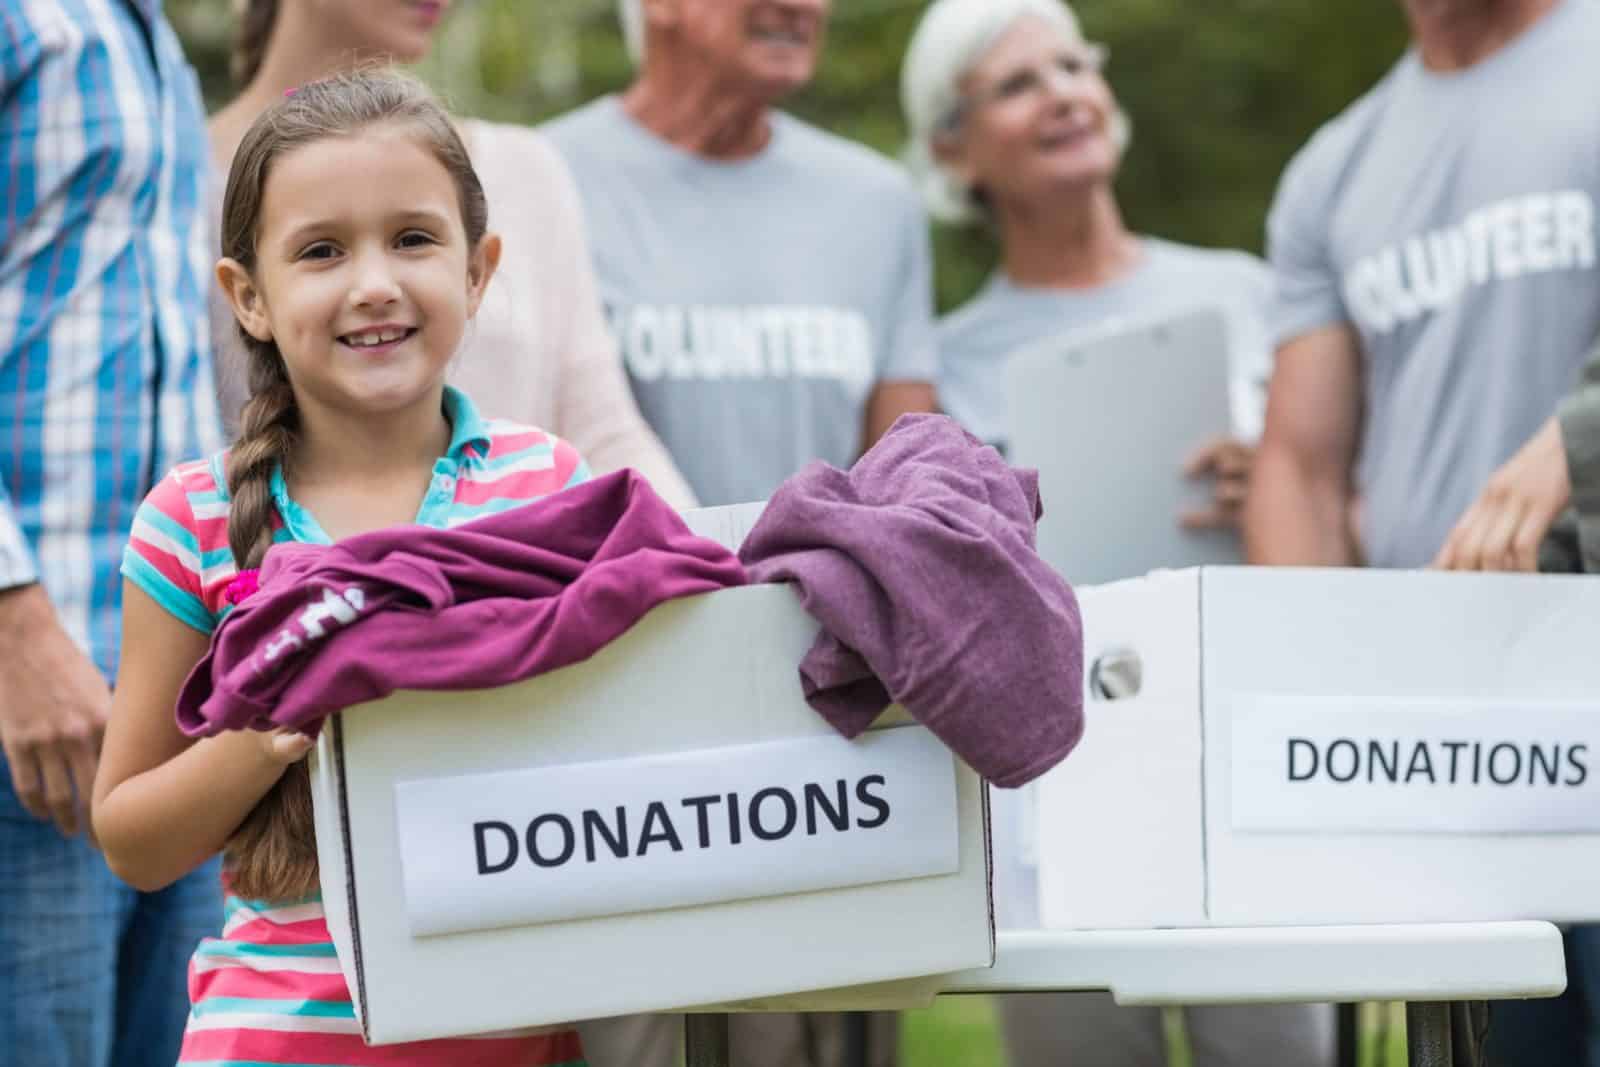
[224,569,261,606]
[283,87,299,98]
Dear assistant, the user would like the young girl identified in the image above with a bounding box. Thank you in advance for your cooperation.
[91,70,587,1066]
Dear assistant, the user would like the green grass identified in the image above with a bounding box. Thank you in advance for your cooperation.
[901,998,1412,1066]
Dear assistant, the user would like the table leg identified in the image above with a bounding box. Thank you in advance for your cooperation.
[1337,1003,1359,1067]
[685,1012,731,1067]
[843,1011,869,1067]
[1406,1002,1453,1067]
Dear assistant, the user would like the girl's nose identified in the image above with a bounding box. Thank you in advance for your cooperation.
[349,250,401,308]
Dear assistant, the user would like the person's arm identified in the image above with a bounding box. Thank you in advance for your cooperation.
[1432,415,1572,572]
[92,581,310,892]
[864,380,938,448]
[862,192,940,451]
[534,135,697,509]
[0,579,111,838]
[1243,325,1364,565]
[1434,333,1600,571]
[0,25,117,838]
[1245,123,1367,563]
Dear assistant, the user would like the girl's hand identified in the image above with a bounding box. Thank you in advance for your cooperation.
[259,727,316,766]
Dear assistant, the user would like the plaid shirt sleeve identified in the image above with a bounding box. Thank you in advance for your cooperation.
[0,11,42,590]
[0,2,222,674]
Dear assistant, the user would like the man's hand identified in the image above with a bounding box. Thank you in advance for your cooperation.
[0,584,111,837]
[1181,437,1255,531]
[1434,416,1570,572]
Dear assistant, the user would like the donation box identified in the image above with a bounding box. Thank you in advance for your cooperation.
[1036,566,1600,929]
[309,581,993,1045]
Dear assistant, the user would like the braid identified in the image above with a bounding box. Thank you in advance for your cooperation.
[226,353,297,571]
[223,348,316,903]
[225,761,318,902]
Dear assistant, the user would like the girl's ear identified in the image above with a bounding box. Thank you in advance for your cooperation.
[217,259,274,343]
[464,233,503,319]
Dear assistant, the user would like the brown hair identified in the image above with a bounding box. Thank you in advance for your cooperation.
[218,68,488,902]
[231,0,280,88]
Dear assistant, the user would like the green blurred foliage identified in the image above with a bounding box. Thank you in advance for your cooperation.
[168,0,1408,312]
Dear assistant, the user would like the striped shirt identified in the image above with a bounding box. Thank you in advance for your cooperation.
[123,387,590,1064]
[181,891,585,1066]
[0,0,223,679]
[122,386,593,634]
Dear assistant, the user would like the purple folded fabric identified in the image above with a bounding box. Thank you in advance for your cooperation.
[177,471,747,737]
[739,413,1083,788]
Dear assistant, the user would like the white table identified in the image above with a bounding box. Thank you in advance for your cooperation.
[684,922,1567,1067]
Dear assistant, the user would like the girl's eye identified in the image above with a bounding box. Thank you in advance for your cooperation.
[298,242,339,261]
[397,231,436,249]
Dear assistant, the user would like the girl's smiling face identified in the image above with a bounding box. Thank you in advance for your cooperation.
[225,124,498,422]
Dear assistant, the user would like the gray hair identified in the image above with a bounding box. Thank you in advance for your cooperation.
[900,0,1129,225]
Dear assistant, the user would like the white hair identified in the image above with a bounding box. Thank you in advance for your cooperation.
[901,0,1128,225]
[618,0,646,64]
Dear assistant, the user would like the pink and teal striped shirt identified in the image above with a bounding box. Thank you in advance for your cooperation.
[181,891,584,1065]
[120,387,590,1066]
[122,386,592,633]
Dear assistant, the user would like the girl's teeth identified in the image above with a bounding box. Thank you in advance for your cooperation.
[344,328,409,347]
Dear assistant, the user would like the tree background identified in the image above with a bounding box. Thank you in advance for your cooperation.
[165,0,1410,312]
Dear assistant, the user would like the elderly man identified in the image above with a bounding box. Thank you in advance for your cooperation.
[1246,0,1600,1060]
[543,0,938,511]
[544,3,937,1065]
[0,1,224,1064]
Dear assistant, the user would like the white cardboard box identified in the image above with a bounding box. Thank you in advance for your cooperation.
[1037,566,1600,929]
[309,580,992,1045]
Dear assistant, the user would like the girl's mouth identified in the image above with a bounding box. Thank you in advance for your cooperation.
[339,326,418,355]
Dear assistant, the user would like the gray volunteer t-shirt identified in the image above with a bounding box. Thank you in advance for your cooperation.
[938,238,1273,455]
[543,97,938,506]
[1269,0,1600,569]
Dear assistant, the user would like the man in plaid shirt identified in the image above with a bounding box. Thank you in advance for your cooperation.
[0,2,223,1064]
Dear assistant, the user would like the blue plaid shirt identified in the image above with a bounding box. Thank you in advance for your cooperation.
[0,0,223,680]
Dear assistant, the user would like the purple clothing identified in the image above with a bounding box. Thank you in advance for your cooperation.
[176,471,746,737]
[739,414,1083,788]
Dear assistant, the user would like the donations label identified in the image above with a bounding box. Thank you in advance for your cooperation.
[1228,696,1600,834]
[393,726,960,936]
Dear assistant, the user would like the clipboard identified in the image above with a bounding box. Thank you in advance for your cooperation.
[1003,306,1243,586]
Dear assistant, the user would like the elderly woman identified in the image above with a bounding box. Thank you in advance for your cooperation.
[900,2,1333,1066]
[904,0,1272,532]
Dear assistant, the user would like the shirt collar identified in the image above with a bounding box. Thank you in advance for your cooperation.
[442,385,493,460]
[264,386,492,542]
